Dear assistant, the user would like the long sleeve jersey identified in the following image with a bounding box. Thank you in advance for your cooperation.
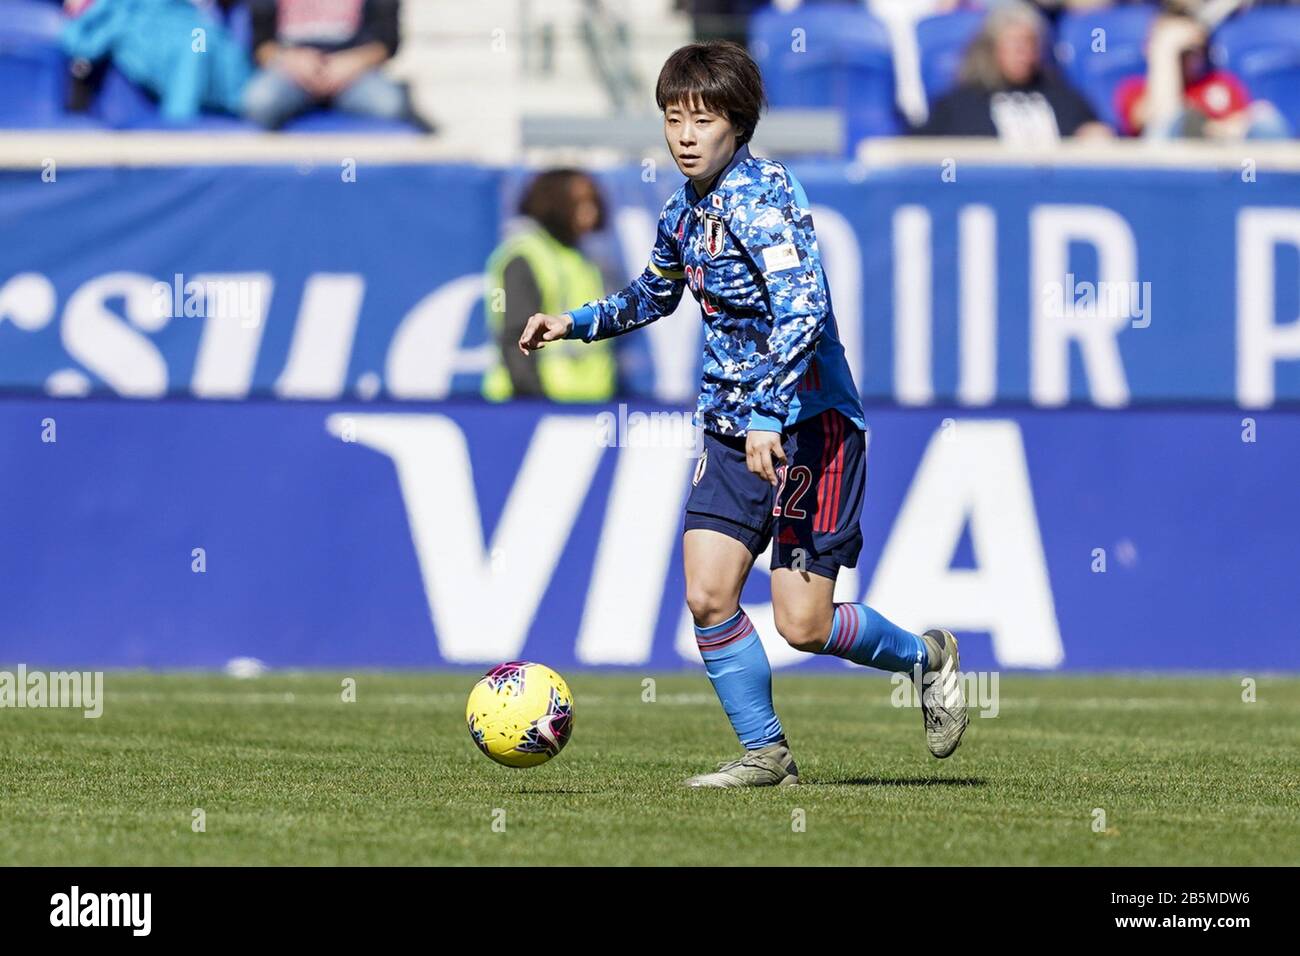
[564,143,865,437]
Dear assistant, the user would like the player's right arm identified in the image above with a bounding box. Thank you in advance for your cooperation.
[519,202,686,354]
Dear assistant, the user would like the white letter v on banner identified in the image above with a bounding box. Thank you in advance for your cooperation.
[327,413,605,662]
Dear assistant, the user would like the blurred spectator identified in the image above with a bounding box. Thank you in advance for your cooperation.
[1115,13,1291,139]
[915,1,1112,141]
[243,0,417,129]
[482,170,616,403]
[61,0,250,122]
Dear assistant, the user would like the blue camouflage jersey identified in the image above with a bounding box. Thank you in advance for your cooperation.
[564,143,865,437]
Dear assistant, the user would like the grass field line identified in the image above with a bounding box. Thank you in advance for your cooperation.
[995,697,1292,710]
[92,690,1294,712]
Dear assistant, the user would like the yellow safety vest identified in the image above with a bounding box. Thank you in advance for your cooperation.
[482,227,615,402]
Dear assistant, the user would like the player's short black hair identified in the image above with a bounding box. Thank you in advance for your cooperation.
[655,41,767,146]
[518,168,607,247]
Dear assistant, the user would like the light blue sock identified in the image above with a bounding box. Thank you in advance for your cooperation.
[818,603,927,673]
[694,609,784,750]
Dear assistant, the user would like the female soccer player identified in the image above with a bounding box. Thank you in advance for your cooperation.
[519,41,968,787]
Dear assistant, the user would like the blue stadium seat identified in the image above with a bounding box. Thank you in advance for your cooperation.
[1211,9,1300,134]
[749,3,900,150]
[0,0,64,41]
[0,0,68,125]
[1055,6,1157,131]
[0,47,66,124]
[87,63,249,130]
[915,10,985,106]
[89,63,162,128]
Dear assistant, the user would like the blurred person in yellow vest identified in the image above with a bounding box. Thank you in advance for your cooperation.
[483,170,616,402]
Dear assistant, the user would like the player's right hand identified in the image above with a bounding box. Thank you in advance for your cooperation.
[518,312,573,354]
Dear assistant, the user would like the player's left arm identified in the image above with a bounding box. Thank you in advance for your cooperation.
[518,202,685,353]
[731,167,830,483]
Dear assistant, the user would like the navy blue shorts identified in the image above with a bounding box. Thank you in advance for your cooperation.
[683,410,866,580]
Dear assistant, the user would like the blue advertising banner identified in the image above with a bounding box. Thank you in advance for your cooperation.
[2,160,1300,407]
[1,397,1293,671]
[0,163,505,400]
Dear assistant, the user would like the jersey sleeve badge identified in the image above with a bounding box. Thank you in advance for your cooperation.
[761,242,800,273]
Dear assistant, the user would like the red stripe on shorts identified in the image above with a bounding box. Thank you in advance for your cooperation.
[827,413,845,533]
[814,413,834,532]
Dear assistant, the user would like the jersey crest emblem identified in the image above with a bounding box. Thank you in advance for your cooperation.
[704,214,726,258]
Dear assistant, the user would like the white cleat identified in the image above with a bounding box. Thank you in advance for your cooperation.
[684,740,800,788]
[918,629,969,759]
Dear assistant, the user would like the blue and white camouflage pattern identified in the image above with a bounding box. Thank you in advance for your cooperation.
[565,144,866,436]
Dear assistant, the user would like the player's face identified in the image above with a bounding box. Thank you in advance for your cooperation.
[664,98,738,187]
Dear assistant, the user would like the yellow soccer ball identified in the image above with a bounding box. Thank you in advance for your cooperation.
[465,661,574,768]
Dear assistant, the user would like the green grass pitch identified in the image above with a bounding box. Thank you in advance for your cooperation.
[1,672,1298,866]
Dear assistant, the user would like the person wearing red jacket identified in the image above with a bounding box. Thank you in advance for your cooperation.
[1115,13,1289,139]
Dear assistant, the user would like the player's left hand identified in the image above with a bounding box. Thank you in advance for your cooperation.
[746,429,785,487]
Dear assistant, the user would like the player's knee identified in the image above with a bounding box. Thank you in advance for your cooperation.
[685,582,735,627]
[773,607,830,653]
